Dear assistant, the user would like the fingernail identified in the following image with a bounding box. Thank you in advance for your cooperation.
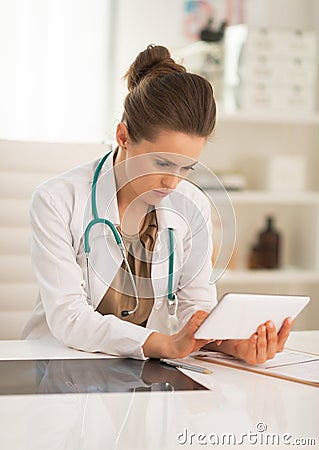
[267,321,273,328]
[261,325,266,332]
[287,317,292,325]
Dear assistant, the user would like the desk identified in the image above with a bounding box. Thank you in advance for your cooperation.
[0,332,318,450]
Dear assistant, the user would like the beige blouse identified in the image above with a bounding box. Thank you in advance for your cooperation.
[96,209,158,326]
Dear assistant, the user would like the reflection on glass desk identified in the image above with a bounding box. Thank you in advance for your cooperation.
[0,358,207,395]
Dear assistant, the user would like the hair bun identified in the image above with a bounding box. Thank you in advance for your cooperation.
[125,44,185,91]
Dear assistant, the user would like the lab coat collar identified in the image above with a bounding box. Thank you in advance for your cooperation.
[95,149,120,226]
[95,150,185,233]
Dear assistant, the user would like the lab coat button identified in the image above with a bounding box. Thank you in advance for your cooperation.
[155,301,163,310]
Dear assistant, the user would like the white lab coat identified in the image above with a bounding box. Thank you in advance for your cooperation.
[22,151,217,359]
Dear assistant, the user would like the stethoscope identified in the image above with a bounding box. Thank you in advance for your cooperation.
[84,151,178,317]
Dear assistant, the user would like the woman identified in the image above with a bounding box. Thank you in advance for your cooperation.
[22,45,292,362]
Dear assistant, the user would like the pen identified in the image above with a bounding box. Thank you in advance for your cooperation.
[160,358,212,375]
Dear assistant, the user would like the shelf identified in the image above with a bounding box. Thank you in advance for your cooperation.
[217,269,319,284]
[205,190,319,205]
[226,190,319,205]
[217,110,319,125]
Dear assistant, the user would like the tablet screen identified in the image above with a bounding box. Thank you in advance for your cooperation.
[0,358,208,395]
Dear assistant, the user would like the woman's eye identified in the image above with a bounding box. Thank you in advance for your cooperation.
[154,159,196,172]
[156,160,170,168]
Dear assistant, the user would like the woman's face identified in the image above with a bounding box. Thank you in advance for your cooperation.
[117,126,206,206]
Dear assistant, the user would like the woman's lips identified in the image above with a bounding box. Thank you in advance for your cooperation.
[152,189,170,198]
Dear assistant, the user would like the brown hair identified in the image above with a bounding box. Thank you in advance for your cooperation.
[122,45,216,143]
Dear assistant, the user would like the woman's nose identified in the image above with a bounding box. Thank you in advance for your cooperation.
[161,174,180,190]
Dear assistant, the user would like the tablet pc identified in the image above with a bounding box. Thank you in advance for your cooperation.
[0,358,207,395]
[194,293,310,340]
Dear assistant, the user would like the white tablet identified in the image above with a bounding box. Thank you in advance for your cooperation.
[194,293,310,340]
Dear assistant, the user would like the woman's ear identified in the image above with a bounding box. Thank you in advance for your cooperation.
[116,123,129,149]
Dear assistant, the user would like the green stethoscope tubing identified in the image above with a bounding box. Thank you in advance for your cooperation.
[84,151,177,316]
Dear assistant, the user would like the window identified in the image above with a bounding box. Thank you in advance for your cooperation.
[0,0,113,142]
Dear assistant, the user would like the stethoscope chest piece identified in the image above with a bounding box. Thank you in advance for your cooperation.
[167,293,178,316]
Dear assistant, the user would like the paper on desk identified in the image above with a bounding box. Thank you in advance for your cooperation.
[178,368,215,390]
[195,349,317,369]
[191,349,319,386]
[271,359,319,382]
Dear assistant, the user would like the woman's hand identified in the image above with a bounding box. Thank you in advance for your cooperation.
[143,313,292,363]
[142,310,211,359]
[169,310,213,359]
[220,317,293,365]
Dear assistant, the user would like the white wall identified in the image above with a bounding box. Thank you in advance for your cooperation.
[246,0,318,30]
[111,0,187,136]
[0,0,112,143]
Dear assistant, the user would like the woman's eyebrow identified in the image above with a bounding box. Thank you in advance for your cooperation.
[184,162,198,170]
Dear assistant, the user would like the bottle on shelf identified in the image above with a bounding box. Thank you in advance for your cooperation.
[258,216,281,269]
[248,216,281,270]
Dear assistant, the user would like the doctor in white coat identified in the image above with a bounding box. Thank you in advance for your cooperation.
[22,45,292,362]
